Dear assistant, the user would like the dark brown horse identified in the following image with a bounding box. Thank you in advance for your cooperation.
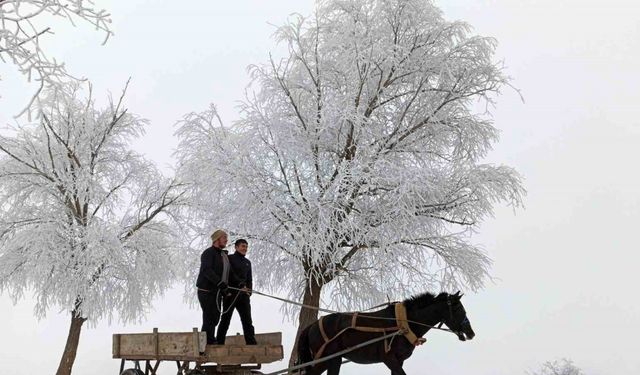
[296,291,475,375]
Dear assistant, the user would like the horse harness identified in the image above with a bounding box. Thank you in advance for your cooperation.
[313,302,426,360]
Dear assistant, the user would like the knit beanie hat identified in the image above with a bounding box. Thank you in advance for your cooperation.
[210,229,227,243]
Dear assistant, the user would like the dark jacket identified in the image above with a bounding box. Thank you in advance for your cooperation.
[196,246,242,291]
[228,252,252,290]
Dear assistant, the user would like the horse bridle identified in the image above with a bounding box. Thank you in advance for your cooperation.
[439,295,467,335]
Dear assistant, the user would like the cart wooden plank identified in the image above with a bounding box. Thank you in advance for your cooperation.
[205,332,283,364]
[224,332,281,346]
[113,330,283,365]
[113,329,206,359]
[204,343,283,365]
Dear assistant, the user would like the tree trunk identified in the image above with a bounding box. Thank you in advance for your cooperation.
[55,310,86,375]
[288,278,323,367]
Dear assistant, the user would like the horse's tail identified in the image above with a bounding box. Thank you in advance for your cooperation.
[296,324,314,372]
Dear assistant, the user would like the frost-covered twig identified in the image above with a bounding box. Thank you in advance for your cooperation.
[0,0,112,116]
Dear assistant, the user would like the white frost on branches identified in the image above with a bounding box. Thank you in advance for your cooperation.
[530,359,585,375]
[0,82,186,323]
[176,0,525,316]
[0,0,112,115]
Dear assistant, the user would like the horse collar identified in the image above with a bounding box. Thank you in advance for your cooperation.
[395,303,422,346]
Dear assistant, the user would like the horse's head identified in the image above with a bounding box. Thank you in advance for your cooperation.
[441,291,475,341]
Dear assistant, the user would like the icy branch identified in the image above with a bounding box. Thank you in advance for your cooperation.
[0,82,186,323]
[0,0,113,116]
[177,0,525,316]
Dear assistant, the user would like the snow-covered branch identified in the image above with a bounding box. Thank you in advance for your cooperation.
[0,0,112,115]
[177,0,525,317]
[529,359,585,375]
[0,82,186,323]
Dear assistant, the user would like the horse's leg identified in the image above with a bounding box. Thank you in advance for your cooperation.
[325,357,342,375]
[305,356,342,375]
[304,360,330,375]
[382,356,407,375]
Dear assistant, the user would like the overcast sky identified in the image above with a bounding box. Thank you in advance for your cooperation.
[1,1,639,374]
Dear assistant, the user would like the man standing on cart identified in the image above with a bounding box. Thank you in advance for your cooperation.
[215,238,257,345]
[196,229,244,345]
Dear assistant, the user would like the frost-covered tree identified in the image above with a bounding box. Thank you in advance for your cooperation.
[0,0,112,115]
[0,82,186,375]
[530,359,585,375]
[176,0,524,360]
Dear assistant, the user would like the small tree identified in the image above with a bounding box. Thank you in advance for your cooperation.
[530,359,585,375]
[177,0,524,361]
[0,0,112,115]
[0,82,186,375]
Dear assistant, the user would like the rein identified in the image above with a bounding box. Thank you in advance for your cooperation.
[227,286,459,335]
[215,288,243,314]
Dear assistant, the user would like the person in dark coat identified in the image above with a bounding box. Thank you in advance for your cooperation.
[215,238,257,345]
[196,229,244,345]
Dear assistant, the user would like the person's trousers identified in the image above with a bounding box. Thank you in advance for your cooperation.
[198,289,222,345]
[215,292,257,345]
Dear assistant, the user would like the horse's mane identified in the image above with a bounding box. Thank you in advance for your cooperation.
[402,291,449,310]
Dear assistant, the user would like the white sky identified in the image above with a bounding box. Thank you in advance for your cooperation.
[1,1,639,374]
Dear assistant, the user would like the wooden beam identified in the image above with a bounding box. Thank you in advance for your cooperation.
[112,334,121,358]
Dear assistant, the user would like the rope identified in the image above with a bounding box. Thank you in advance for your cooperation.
[215,289,243,315]
[262,330,403,375]
[227,286,338,314]
[227,286,458,334]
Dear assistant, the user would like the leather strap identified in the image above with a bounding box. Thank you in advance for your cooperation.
[318,316,330,342]
[394,303,420,345]
[312,303,424,360]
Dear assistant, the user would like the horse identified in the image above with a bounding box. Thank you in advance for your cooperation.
[296,291,475,375]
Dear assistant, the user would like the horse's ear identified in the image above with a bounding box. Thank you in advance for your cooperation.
[454,291,461,297]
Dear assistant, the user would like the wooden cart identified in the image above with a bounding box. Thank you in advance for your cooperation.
[112,328,283,375]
